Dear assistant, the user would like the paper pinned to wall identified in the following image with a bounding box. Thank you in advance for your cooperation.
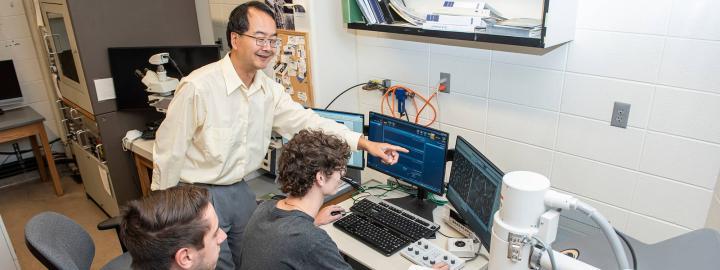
[94,78,116,101]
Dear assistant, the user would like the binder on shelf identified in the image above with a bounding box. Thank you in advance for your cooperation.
[367,0,386,24]
[342,0,366,23]
[353,0,374,24]
[378,0,398,24]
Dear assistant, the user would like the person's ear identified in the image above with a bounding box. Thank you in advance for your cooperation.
[230,32,240,50]
[315,171,325,187]
[174,247,194,269]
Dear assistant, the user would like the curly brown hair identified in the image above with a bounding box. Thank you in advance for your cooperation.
[278,129,351,197]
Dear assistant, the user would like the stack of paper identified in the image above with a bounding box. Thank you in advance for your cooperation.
[421,1,505,33]
[389,0,425,25]
[488,18,542,38]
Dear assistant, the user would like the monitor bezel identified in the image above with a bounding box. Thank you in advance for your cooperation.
[447,135,504,252]
[311,107,366,170]
[367,111,449,196]
[0,60,24,108]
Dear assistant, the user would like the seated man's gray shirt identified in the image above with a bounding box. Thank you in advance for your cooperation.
[240,200,352,270]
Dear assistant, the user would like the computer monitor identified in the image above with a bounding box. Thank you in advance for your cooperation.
[0,60,24,110]
[367,111,449,221]
[311,108,365,169]
[446,135,503,252]
[108,45,221,111]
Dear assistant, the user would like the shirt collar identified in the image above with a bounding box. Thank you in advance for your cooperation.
[221,53,267,96]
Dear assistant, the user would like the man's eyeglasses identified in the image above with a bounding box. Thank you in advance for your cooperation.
[237,33,281,48]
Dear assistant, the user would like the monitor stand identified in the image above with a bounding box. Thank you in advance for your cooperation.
[385,188,436,223]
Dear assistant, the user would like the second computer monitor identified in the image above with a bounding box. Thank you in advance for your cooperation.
[312,108,365,169]
[446,135,503,252]
[367,111,449,195]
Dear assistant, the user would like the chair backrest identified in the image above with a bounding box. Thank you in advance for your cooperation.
[25,212,95,270]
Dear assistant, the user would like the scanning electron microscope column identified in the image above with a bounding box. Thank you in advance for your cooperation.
[488,171,550,270]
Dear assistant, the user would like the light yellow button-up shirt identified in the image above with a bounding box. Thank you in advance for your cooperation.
[151,54,361,190]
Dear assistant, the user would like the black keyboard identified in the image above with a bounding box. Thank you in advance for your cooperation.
[333,196,440,256]
[334,213,411,256]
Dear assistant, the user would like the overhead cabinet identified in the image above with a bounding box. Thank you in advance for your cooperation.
[343,0,579,48]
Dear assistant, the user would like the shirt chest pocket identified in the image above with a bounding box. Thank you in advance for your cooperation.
[202,127,234,161]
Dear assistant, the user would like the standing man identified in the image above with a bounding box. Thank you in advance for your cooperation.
[151,1,408,269]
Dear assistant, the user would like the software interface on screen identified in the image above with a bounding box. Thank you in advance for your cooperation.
[367,112,449,194]
[311,108,365,169]
[447,136,503,251]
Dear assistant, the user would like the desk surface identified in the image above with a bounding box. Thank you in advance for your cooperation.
[130,138,153,161]
[129,138,352,202]
[320,180,489,270]
[0,106,44,131]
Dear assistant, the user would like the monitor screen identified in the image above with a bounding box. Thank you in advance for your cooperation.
[0,60,23,107]
[447,135,503,252]
[312,108,365,169]
[108,45,221,111]
[367,111,449,195]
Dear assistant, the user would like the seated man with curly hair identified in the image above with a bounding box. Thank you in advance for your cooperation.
[240,129,447,270]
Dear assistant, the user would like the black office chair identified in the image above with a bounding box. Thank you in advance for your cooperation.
[24,212,132,270]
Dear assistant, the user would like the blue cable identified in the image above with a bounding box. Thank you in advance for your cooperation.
[395,88,407,116]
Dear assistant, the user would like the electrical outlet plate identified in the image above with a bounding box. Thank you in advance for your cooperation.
[382,79,392,88]
[611,102,631,128]
[440,72,451,93]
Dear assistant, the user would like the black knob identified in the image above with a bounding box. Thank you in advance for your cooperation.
[443,255,448,260]
[430,260,435,264]
[451,259,455,264]
[424,244,428,249]
[408,247,413,251]
[423,256,428,261]
[415,250,419,255]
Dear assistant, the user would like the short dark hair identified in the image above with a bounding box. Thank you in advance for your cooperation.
[226,1,276,48]
[120,185,211,270]
[278,129,351,197]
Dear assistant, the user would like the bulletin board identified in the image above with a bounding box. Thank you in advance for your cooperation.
[273,29,314,107]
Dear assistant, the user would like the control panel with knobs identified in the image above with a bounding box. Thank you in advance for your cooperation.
[400,238,465,270]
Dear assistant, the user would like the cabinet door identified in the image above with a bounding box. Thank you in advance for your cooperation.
[0,216,19,270]
[40,2,93,114]
[71,142,119,216]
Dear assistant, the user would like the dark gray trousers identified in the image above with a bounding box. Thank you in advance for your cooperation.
[193,181,257,270]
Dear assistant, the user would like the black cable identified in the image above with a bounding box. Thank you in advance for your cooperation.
[0,138,62,155]
[0,155,10,166]
[436,229,451,238]
[615,229,637,270]
[403,101,410,121]
[169,57,185,77]
[324,83,367,110]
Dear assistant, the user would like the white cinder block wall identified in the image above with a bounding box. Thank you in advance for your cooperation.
[202,0,720,244]
[0,0,58,163]
[348,0,720,244]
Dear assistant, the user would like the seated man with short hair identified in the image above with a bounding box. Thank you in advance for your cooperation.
[120,185,227,270]
[240,129,447,270]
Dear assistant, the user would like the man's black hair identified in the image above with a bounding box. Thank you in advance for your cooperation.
[226,1,276,48]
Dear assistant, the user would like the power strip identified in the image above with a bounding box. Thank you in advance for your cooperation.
[400,238,465,270]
